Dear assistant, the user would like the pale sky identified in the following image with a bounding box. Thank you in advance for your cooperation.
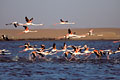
[0,0,120,29]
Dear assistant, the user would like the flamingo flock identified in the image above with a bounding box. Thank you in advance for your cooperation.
[18,42,120,61]
[5,17,95,39]
[5,17,93,39]
[6,16,43,34]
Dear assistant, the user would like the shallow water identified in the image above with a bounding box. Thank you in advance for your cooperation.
[0,40,120,80]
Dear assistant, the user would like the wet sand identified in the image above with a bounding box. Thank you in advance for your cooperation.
[0,28,120,40]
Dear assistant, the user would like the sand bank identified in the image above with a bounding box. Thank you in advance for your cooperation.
[0,28,120,41]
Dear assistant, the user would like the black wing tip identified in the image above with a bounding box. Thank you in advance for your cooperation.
[25,16,29,22]
[53,43,56,48]
[23,26,28,27]
[14,24,17,28]
[68,28,72,34]
[60,19,64,22]
[30,18,33,20]
[23,26,28,30]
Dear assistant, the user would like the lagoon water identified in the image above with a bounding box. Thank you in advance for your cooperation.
[0,40,120,80]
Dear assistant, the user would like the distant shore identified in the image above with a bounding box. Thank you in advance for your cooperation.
[0,28,120,41]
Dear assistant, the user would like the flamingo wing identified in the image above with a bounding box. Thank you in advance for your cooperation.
[60,19,64,22]
[53,43,56,49]
[23,26,29,31]
[25,16,30,22]
[30,18,33,21]
[71,46,76,51]
[68,28,72,34]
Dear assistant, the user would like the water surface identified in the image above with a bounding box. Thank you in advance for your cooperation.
[0,40,120,80]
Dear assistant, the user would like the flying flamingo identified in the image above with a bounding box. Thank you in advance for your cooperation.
[18,26,37,35]
[54,19,75,26]
[6,16,43,28]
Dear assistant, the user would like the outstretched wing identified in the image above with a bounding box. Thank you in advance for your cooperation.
[68,28,72,34]
[41,44,45,49]
[60,19,68,22]
[71,46,76,51]
[23,26,29,31]
[61,43,67,49]
[53,43,56,49]
[14,24,17,28]
[60,19,64,22]
[63,42,66,47]
[65,20,68,22]
[30,18,33,21]
[25,16,30,22]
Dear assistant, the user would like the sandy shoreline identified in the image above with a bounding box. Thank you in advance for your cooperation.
[0,28,120,41]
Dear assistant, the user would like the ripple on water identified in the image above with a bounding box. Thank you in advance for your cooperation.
[0,40,120,80]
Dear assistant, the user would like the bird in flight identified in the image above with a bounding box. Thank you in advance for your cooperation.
[18,26,37,35]
[6,22,19,28]
[54,19,75,26]
[57,28,87,39]
[6,16,43,28]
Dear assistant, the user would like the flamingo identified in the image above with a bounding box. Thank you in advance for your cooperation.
[6,16,43,28]
[6,22,19,28]
[54,19,75,26]
[22,16,43,26]
[18,26,37,35]
[64,28,86,39]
